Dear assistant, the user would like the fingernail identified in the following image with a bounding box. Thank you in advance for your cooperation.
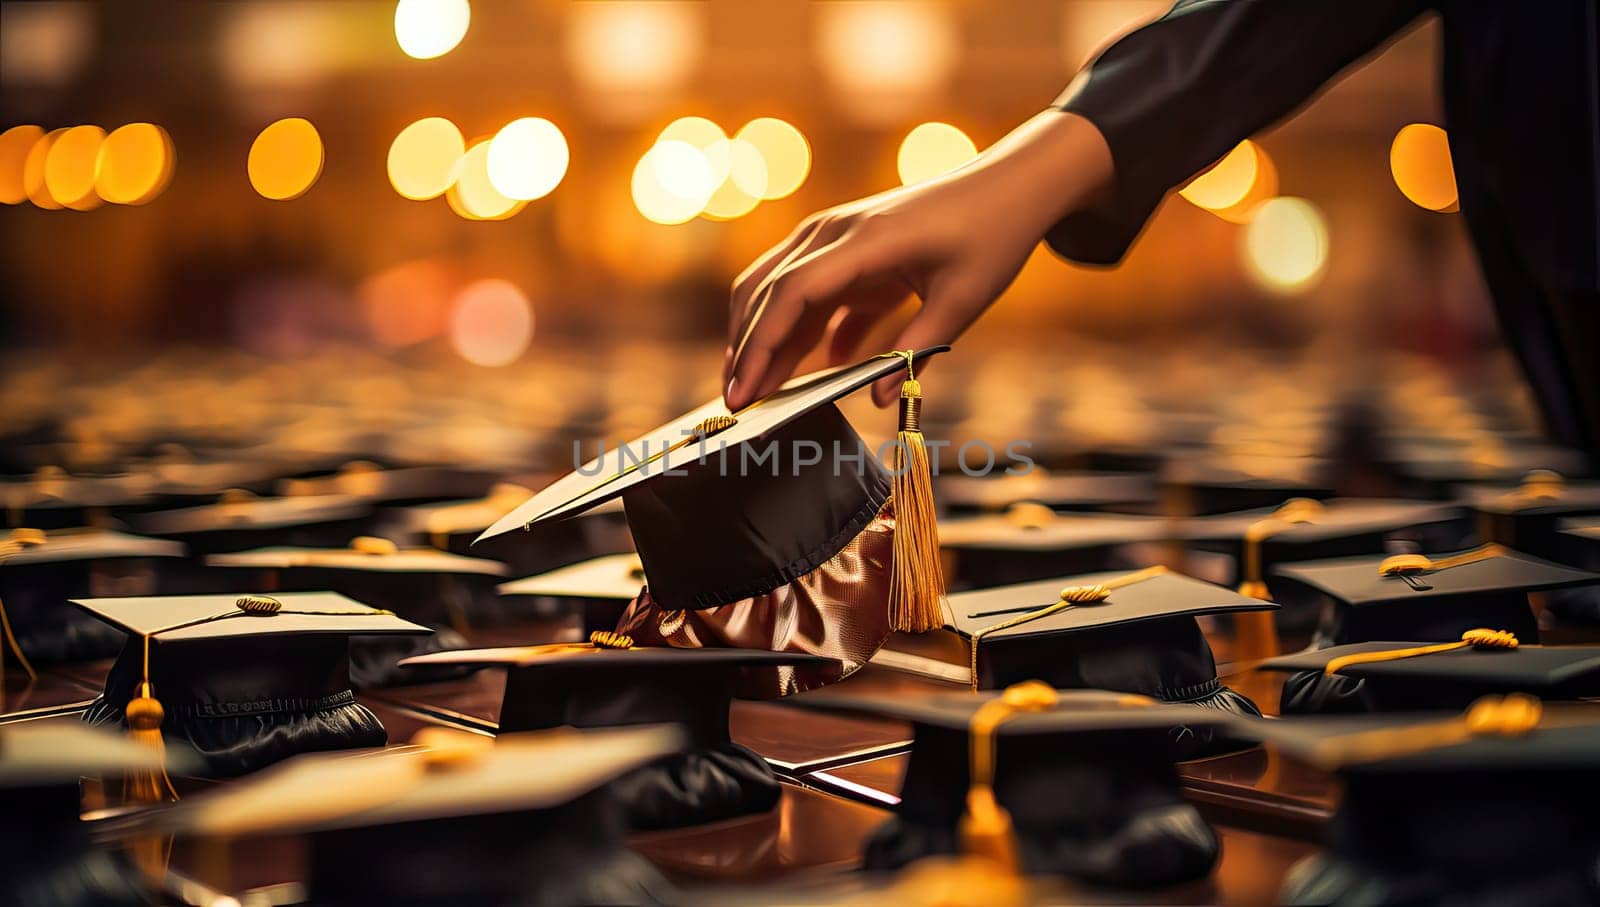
[725,377,739,407]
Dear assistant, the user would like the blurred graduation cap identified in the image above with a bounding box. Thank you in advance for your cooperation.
[477,349,951,693]
[206,538,507,688]
[0,527,183,672]
[130,490,373,556]
[937,509,1173,588]
[1,721,198,907]
[1464,469,1600,560]
[498,552,646,636]
[76,591,428,779]
[1245,698,1600,905]
[1265,633,1600,714]
[155,726,683,906]
[1273,545,1600,647]
[1552,519,1600,625]
[386,482,631,578]
[935,469,1156,514]
[400,641,837,829]
[793,685,1238,887]
[1158,455,1333,516]
[279,461,500,507]
[0,466,151,530]
[946,568,1269,748]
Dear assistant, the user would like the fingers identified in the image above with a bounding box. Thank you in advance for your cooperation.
[825,304,878,366]
[869,285,985,407]
[725,217,832,385]
[726,236,886,410]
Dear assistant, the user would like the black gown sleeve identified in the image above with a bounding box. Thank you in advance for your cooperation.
[1048,0,1434,265]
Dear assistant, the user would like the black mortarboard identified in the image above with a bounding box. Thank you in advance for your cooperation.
[0,527,183,670]
[477,349,951,693]
[1244,701,1600,905]
[1466,470,1600,561]
[1159,456,1333,516]
[76,591,428,778]
[1,721,197,907]
[1264,638,1600,713]
[385,482,631,578]
[937,510,1172,588]
[399,642,837,829]
[156,726,683,906]
[279,461,500,507]
[1273,545,1597,645]
[498,552,645,636]
[130,491,374,556]
[1,467,150,530]
[1553,519,1600,625]
[793,685,1240,887]
[206,538,507,688]
[945,568,1269,754]
[936,469,1157,514]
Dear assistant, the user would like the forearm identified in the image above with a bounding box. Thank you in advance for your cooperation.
[956,110,1117,246]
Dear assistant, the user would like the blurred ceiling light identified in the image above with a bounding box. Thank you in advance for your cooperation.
[1390,123,1459,212]
[632,140,715,225]
[447,139,525,220]
[0,125,44,205]
[566,2,704,121]
[735,118,810,199]
[361,258,457,348]
[395,0,471,60]
[450,278,534,367]
[0,2,93,88]
[220,3,385,98]
[22,128,65,209]
[95,123,175,205]
[43,125,105,211]
[486,117,570,201]
[1178,139,1277,223]
[248,118,324,201]
[387,117,464,200]
[897,121,977,186]
[817,1,958,124]
[1242,197,1329,293]
[702,139,768,220]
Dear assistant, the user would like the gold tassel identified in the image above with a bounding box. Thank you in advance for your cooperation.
[889,352,946,633]
[958,681,1058,874]
[958,785,1021,872]
[124,635,177,806]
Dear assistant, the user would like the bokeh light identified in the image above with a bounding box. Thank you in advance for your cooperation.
[632,140,715,225]
[897,122,977,186]
[44,125,105,211]
[1243,197,1329,293]
[486,117,569,201]
[95,123,175,205]
[22,128,65,209]
[817,1,957,123]
[248,117,324,201]
[449,278,534,366]
[702,139,767,220]
[360,258,458,348]
[0,125,44,205]
[446,139,525,221]
[394,0,470,61]
[1178,140,1279,223]
[387,117,464,201]
[565,1,704,114]
[735,118,809,199]
[1390,123,1458,212]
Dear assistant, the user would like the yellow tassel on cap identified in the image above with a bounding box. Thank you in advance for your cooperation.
[124,676,177,805]
[888,352,946,634]
[958,681,1058,873]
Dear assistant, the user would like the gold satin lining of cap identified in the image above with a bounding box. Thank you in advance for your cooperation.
[1305,693,1595,768]
[1376,543,1505,578]
[967,566,1168,692]
[1322,628,1519,677]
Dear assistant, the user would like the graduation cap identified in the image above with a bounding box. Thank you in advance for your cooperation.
[130,490,373,555]
[1,722,198,907]
[1,466,150,530]
[0,528,183,675]
[206,538,506,688]
[936,469,1156,514]
[793,684,1239,887]
[389,483,631,577]
[1158,455,1333,516]
[945,568,1268,752]
[477,349,951,693]
[155,726,683,906]
[75,591,428,781]
[279,461,500,506]
[1552,519,1600,625]
[498,552,646,636]
[1245,698,1600,905]
[1265,633,1600,714]
[1273,544,1600,648]
[937,510,1173,588]
[1465,470,1600,561]
[399,640,837,829]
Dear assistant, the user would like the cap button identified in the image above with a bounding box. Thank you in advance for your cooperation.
[350,536,398,556]
[9,527,46,547]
